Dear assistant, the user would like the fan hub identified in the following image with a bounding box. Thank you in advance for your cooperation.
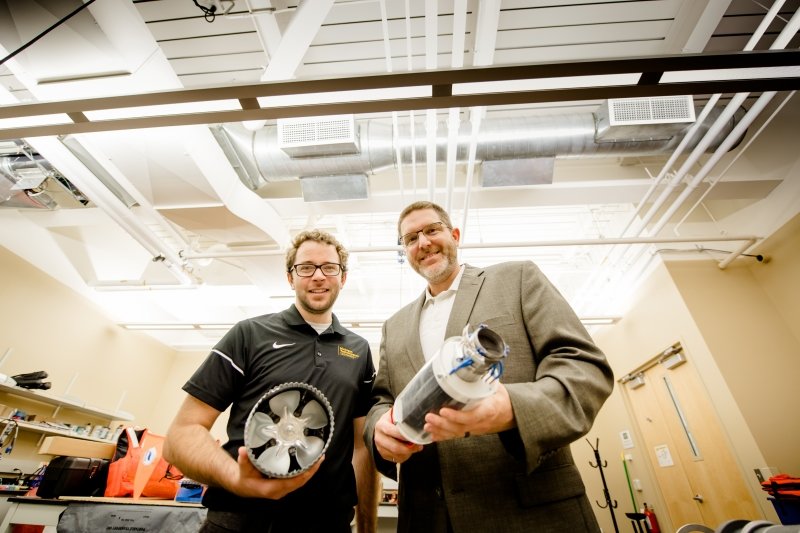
[276,414,305,443]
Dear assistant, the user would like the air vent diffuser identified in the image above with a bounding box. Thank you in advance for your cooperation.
[595,96,695,141]
[277,115,359,157]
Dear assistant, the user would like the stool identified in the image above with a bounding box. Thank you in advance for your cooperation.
[625,512,649,533]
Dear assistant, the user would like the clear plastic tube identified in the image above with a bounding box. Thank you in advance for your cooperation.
[393,324,508,444]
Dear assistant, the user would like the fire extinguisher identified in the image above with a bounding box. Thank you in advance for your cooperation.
[642,502,661,533]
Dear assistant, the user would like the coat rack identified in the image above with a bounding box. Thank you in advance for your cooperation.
[588,438,619,533]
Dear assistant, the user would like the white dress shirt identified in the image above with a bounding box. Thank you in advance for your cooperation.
[419,265,465,361]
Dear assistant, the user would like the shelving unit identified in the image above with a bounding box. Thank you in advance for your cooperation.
[0,381,133,422]
[11,421,116,443]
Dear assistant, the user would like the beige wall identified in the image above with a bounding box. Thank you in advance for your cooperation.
[581,212,800,532]
[666,212,800,475]
[150,350,229,442]
[0,245,178,465]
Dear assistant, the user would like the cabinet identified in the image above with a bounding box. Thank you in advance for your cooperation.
[0,381,133,443]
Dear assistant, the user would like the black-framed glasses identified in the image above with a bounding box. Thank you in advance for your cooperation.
[399,221,448,248]
[290,263,343,277]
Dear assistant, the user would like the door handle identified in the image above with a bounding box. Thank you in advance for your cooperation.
[693,494,704,502]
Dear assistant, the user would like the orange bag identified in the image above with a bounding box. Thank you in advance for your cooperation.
[104,427,182,499]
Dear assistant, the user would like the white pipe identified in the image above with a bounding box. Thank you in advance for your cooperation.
[426,110,437,201]
[673,90,797,234]
[70,136,191,249]
[182,234,761,259]
[458,0,496,239]
[444,0,467,213]
[651,91,777,233]
[600,4,800,282]
[444,108,460,213]
[30,137,193,284]
[425,1,437,202]
[624,0,789,239]
[460,107,483,242]
[618,95,721,238]
[645,5,800,237]
[717,238,758,269]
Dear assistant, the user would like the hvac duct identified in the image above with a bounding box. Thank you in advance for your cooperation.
[0,154,58,209]
[216,103,744,190]
[0,151,90,210]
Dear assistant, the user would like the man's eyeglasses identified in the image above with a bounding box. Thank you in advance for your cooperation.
[290,263,343,277]
[399,221,448,248]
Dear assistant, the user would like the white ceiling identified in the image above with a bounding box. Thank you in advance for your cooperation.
[1,0,799,350]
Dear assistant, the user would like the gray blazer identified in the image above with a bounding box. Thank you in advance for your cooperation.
[365,262,614,533]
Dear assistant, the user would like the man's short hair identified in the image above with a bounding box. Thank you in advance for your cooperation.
[285,229,349,272]
[397,201,453,237]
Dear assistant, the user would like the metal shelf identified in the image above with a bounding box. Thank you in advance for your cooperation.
[0,382,133,421]
[12,420,117,444]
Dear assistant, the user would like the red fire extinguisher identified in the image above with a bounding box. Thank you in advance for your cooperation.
[642,502,661,533]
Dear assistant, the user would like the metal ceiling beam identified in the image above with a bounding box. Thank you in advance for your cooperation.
[260,0,334,81]
[1,49,799,138]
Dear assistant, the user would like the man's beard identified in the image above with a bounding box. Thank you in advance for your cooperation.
[297,286,339,315]
[415,252,455,285]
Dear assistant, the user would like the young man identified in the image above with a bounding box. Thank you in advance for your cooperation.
[364,201,615,532]
[165,229,378,533]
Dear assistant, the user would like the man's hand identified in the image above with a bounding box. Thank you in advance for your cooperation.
[227,446,322,499]
[423,382,516,441]
[374,409,423,464]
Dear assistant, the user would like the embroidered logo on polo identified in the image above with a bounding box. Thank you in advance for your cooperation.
[273,341,296,349]
[338,346,359,359]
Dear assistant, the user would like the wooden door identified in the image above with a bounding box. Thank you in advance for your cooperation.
[623,344,760,527]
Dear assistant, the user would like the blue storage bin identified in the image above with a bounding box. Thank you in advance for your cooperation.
[769,496,800,525]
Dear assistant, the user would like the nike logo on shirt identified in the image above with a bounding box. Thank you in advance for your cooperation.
[273,341,296,349]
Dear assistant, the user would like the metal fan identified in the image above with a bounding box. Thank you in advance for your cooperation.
[244,382,334,478]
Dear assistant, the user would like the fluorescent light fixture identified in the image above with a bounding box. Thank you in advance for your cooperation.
[37,70,132,85]
[84,99,241,121]
[120,323,234,330]
[341,321,384,329]
[257,86,432,108]
[122,324,195,330]
[118,316,620,333]
[0,113,72,129]
[661,66,800,84]
[579,316,621,326]
[453,74,641,95]
[89,280,198,291]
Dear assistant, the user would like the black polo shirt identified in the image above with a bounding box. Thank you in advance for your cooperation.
[183,305,375,518]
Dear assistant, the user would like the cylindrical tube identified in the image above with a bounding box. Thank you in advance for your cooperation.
[393,324,508,444]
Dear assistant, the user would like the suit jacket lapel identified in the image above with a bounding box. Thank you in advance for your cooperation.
[404,291,428,375]
[445,264,484,338]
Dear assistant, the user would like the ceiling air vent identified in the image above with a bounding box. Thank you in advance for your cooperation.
[595,96,696,142]
[277,115,359,158]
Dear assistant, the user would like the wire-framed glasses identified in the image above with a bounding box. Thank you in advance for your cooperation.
[291,263,343,277]
[399,221,448,248]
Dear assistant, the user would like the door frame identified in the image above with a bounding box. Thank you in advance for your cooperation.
[618,341,766,529]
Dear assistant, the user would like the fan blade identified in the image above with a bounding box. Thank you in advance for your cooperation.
[246,412,278,448]
[268,389,300,417]
[300,399,329,429]
[256,445,291,475]
[295,436,325,468]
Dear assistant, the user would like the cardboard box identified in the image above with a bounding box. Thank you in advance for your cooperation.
[38,436,116,460]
